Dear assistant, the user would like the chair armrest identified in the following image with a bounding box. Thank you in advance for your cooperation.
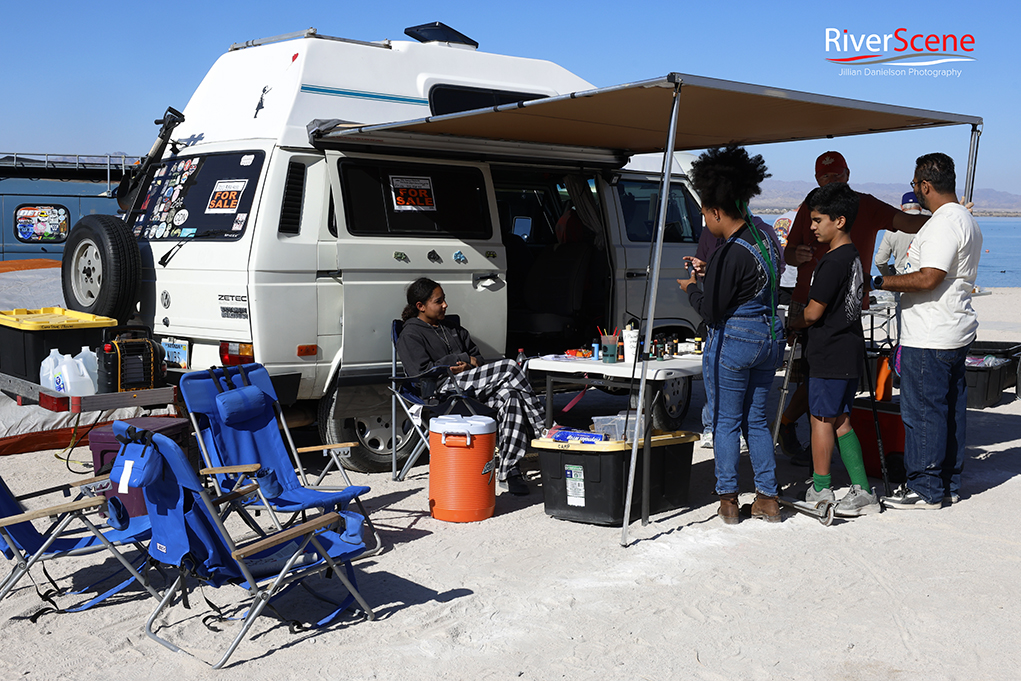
[232,511,340,560]
[200,464,261,476]
[15,474,111,502]
[75,474,111,487]
[212,483,259,507]
[0,496,105,528]
[295,442,358,454]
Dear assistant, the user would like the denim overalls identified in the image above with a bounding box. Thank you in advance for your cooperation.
[703,230,784,497]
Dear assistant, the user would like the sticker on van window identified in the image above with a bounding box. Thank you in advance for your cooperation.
[14,205,69,243]
[240,154,255,167]
[390,176,436,212]
[232,213,247,231]
[205,179,249,214]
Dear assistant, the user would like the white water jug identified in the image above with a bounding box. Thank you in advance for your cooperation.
[53,354,96,396]
[74,346,99,389]
[39,348,62,390]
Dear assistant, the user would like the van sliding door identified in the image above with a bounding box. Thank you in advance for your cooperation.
[326,154,506,379]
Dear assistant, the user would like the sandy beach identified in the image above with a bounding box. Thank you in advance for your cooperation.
[1,289,1019,680]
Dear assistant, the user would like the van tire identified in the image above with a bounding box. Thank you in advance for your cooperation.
[630,375,692,431]
[61,215,140,322]
[317,382,417,473]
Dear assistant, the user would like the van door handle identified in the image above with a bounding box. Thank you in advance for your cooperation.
[626,270,648,279]
[473,273,501,290]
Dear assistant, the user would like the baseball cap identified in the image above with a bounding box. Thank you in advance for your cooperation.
[901,191,921,214]
[815,151,848,176]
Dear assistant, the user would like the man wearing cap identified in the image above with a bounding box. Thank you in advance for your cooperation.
[876,192,924,276]
[875,153,982,509]
[777,152,928,463]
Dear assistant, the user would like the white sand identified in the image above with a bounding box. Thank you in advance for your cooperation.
[1,289,1019,680]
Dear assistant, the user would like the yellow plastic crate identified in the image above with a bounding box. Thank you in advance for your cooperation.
[0,308,117,331]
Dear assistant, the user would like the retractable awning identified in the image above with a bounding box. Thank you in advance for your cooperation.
[311,72,982,159]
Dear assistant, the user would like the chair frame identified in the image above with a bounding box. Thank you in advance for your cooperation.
[0,474,161,610]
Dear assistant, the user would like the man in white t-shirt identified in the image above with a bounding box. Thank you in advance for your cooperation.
[873,153,982,509]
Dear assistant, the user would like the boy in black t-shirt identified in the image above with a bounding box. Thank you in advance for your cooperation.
[789,183,880,516]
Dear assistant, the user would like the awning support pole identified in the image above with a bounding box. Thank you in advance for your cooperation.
[963,123,982,204]
[620,81,683,548]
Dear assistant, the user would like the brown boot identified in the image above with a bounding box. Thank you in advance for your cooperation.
[751,493,781,523]
[718,493,740,525]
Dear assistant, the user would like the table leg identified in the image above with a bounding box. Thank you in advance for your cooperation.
[642,382,656,525]
[545,373,554,430]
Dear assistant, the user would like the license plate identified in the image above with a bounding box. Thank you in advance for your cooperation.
[161,338,190,369]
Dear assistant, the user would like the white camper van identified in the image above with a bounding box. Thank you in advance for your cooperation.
[61,25,704,471]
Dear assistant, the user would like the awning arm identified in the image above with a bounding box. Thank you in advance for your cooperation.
[963,123,982,204]
[621,80,684,548]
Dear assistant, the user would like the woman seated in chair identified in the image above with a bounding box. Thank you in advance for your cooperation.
[397,277,544,496]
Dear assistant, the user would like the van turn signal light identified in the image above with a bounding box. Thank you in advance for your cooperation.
[296,344,318,357]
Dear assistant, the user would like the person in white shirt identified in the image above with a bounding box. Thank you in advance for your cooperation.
[873,153,982,509]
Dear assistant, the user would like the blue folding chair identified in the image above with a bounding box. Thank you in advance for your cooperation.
[109,423,374,669]
[0,469,160,614]
[179,364,381,554]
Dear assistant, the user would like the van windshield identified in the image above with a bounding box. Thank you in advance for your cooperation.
[131,151,265,240]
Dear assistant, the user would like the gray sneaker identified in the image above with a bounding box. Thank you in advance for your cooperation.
[805,486,835,504]
[835,484,882,517]
[700,429,714,449]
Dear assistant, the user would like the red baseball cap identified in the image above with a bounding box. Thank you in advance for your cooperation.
[815,151,849,176]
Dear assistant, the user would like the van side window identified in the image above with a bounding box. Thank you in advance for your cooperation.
[339,160,491,239]
[278,162,306,235]
[132,151,265,240]
[13,204,70,243]
[429,85,545,116]
[616,180,702,244]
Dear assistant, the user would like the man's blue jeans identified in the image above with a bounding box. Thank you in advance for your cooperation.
[707,318,781,496]
[899,345,969,504]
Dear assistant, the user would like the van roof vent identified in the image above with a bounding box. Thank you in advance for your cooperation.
[404,22,478,50]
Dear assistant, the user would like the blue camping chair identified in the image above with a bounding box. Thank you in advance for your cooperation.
[178,364,381,554]
[0,468,160,614]
[111,423,375,669]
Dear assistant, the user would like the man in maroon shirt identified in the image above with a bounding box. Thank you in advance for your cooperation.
[778,152,927,465]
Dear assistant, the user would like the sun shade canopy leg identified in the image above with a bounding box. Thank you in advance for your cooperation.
[963,123,982,204]
[621,79,683,548]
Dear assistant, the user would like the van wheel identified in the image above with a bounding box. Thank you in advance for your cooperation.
[317,384,417,473]
[61,215,140,322]
[630,375,692,431]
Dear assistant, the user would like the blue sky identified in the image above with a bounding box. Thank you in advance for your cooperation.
[2,0,1015,193]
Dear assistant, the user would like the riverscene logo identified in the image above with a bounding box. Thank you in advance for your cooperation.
[824,27,976,77]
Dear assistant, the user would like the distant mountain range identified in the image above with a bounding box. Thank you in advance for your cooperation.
[750,180,1021,216]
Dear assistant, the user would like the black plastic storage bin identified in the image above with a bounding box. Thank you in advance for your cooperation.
[0,308,115,384]
[966,341,1021,408]
[534,432,696,525]
[89,417,197,518]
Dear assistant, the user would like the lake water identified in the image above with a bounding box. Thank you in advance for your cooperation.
[760,215,1021,288]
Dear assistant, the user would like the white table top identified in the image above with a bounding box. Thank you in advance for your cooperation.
[527,354,702,381]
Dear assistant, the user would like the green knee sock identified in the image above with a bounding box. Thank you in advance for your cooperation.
[837,430,871,493]
[813,473,831,493]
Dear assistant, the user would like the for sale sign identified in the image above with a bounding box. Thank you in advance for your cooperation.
[390,176,436,212]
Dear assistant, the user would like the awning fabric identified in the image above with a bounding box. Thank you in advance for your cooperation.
[312,73,982,158]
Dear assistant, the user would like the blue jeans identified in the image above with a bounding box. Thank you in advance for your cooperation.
[899,345,969,504]
[708,318,782,496]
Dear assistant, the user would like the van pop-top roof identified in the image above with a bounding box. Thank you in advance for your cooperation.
[173,26,593,150]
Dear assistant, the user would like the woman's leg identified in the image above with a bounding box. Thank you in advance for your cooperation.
[743,361,778,497]
[454,359,543,481]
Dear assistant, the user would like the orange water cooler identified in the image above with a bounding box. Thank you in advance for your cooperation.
[428,415,497,522]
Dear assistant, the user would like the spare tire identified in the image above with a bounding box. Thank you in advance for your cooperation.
[61,215,141,322]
